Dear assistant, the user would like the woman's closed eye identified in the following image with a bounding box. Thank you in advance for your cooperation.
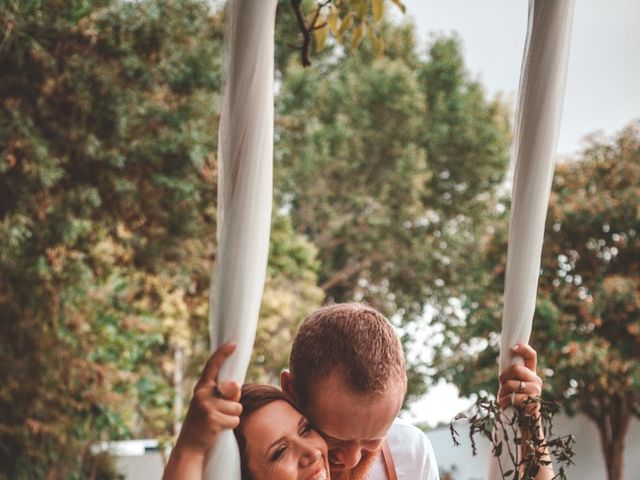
[299,421,314,437]
[270,444,288,461]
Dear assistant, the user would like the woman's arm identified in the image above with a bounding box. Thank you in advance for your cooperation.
[163,343,242,480]
[498,343,554,480]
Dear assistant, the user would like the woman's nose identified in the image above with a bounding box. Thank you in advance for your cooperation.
[298,440,322,467]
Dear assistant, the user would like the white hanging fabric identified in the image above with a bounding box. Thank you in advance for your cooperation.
[204,1,278,479]
[489,1,574,478]
[203,0,573,478]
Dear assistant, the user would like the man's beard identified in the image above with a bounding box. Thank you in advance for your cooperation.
[340,448,380,480]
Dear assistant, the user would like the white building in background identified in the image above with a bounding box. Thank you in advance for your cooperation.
[112,414,640,479]
[428,414,640,480]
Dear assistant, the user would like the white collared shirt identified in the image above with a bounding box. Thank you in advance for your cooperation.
[367,418,440,480]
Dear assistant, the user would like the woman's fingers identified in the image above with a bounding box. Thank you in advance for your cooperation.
[213,398,243,417]
[173,345,242,457]
[511,343,537,371]
[217,380,242,402]
[500,379,542,397]
[187,391,242,433]
[209,411,242,431]
[498,344,543,412]
[195,343,237,390]
[192,386,242,416]
[499,364,541,385]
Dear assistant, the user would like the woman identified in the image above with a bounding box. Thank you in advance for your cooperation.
[163,343,330,480]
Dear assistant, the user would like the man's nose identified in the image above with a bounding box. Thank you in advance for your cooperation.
[332,444,362,469]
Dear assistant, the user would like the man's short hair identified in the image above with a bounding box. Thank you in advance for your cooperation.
[289,302,407,406]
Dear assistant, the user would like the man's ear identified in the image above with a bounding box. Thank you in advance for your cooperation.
[281,369,296,400]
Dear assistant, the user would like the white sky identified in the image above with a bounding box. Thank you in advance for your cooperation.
[397,0,640,427]
[398,0,640,155]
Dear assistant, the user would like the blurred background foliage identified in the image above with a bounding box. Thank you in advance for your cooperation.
[432,123,640,480]
[1,0,224,477]
[1,0,638,479]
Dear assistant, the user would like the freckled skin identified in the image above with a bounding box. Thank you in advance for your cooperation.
[295,372,405,480]
[244,400,331,480]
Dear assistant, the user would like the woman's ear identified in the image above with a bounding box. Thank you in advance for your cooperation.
[280,370,296,400]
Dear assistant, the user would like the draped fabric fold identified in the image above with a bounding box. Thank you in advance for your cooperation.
[489,0,574,478]
[204,1,278,478]
[202,1,573,478]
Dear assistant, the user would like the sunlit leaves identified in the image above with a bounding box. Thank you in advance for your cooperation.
[372,0,385,23]
[314,22,329,51]
[294,0,405,63]
[350,21,365,49]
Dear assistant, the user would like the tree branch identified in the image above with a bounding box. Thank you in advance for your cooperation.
[290,0,330,67]
[319,252,384,292]
[320,259,363,292]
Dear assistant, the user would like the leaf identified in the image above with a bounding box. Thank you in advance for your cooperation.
[328,6,341,36]
[367,26,384,58]
[314,24,329,52]
[338,13,354,41]
[494,441,502,456]
[357,0,368,18]
[390,0,406,14]
[372,0,385,23]
[350,22,365,50]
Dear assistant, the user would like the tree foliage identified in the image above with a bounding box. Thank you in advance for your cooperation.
[275,27,511,399]
[0,1,329,476]
[0,0,225,477]
[286,0,406,67]
[1,0,515,477]
[433,122,640,480]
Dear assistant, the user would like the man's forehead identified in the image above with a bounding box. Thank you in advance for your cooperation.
[305,371,405,407]
[302,375,404,442]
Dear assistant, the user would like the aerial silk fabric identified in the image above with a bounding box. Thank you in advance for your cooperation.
[203,0,573,478]
[489,1,574,478]
[204,1,278,479]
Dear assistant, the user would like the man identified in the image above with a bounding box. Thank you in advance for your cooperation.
[281,303,439,480]
[162,302,437,480]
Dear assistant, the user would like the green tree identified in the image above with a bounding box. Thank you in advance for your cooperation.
[0,1,328,476]
[248,214,324,384]
[275,29,511,400]
[0,0,511,476]
[0,0,224,477]
[433,122,640,480]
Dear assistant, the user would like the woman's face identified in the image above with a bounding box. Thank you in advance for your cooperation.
[244,400,330,480]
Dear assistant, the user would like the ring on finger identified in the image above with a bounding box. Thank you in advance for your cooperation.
[518,380,526,393]
[510,391,516,406]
